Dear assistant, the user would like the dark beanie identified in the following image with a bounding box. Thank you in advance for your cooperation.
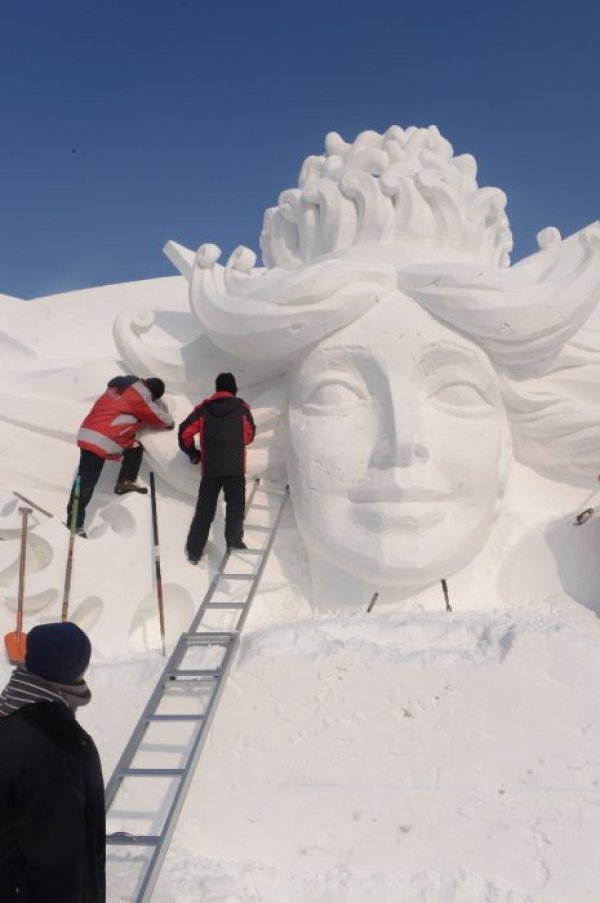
[215,372,237,395]
[145,377,165,399]
[25,622,92,684]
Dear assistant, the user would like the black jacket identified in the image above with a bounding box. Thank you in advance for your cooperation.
[178,391,255,477]
[0,701,105,902]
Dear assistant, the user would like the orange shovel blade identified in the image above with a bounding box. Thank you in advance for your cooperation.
[4,631,27,665]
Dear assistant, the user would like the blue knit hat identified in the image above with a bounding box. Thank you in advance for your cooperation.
[25,622,92,684]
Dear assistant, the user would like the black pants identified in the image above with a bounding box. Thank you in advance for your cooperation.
[186,475,246,557]
[66,445,143,530]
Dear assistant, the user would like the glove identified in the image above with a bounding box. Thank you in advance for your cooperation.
[188,450,201,465]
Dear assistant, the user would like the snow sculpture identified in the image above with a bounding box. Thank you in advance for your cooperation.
[114,125,600,605]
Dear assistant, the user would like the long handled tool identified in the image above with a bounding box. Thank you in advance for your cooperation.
[4,506,32,663]
[441,579,452,612]
[149,472,166,656]
[62,475,80,623]
[12,492,53,519]
[366,592,379,612]
[572,486,600,526]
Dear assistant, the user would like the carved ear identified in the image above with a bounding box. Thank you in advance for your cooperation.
[163,240,195,282]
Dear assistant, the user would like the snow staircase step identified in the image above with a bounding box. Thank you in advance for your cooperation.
[105,480,289,903]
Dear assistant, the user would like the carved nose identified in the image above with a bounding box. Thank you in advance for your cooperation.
[370,403,429,468]
[371,437,429,468]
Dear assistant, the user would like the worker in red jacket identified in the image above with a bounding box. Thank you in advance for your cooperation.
[178,372,255,563]
[66,375,174,536]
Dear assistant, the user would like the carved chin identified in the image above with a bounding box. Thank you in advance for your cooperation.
[299,513,493,589]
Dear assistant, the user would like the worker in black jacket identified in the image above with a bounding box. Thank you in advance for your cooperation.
[178,372,256,563]
[0,622,105,902]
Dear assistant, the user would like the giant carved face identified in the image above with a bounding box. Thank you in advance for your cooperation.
[287,293,510,589]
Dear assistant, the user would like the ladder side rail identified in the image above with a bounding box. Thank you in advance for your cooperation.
[105,634,194,808]
[105,632,235,809]
[245,477,261,507]
[134,631,241,903]
[185,479,262,632]
[189,483,288,635]
[190,559,232,620]
[105,478,281,895]
[234,486,289,633]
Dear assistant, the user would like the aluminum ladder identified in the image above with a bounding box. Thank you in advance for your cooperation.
[105,480,289,902]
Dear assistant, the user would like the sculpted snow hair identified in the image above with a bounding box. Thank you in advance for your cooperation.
[116,125,600,480]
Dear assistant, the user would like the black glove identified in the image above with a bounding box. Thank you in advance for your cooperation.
[188,450,201,465]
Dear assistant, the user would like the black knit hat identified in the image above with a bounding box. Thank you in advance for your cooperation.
[215,372,237,395]
[25,622,92,684]
[145,377,165,399]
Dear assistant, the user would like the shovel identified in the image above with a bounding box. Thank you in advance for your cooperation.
[4,506,32,664]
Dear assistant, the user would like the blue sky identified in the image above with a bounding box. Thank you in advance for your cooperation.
[0,0,598,298]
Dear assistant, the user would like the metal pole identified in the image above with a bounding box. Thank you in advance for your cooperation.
[441,579,452,612]
[366,592,379,613]
[149,472,166,656]
[62,475,80,622]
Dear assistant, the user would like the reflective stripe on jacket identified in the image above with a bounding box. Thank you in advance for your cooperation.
[77,380,173,459]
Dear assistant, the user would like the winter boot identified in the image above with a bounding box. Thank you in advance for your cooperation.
[186,546,203,565]
[114,480,148,496]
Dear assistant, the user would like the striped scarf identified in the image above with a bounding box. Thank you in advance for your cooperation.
[0,665,91,716]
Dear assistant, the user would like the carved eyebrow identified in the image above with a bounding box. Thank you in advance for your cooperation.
[420,342,492,371]
[300,345,372,372]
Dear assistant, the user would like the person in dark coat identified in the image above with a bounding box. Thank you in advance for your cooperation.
[178,372,256,563]
[0,622,105,902]
[66,375,174,536]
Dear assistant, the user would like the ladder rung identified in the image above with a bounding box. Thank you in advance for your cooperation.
[183,632,236,645]
[104,485,289,903]
[167,668,220,679]
[146,714,206,722]
[119,767,185,777]
[255,485,287,495]
[205,602,246,610]
[226,549,263,555]
[106,832,160,847]
[216,573,255,580]
[243,524,273,531]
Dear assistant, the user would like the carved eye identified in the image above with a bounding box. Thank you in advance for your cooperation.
[304,380,366,410]
[429,382,491,408]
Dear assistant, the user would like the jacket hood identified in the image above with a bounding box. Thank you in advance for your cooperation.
[203,391,244,417]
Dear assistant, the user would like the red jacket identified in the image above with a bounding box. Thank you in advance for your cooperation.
[77,379,174,459]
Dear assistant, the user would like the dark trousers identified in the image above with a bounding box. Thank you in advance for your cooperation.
[186,475,246,557]
[66,445,143,530]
